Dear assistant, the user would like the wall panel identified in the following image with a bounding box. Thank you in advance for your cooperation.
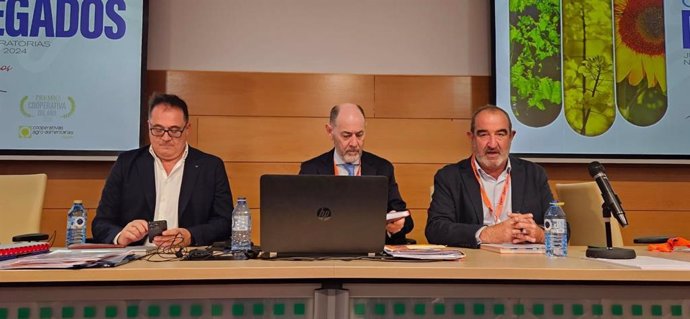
[395,163,447,210]
[198,117,469,164]
[225,162,302,208]
[375,76,490,118]
[44,179,104,210]
[366,118,470,164]
[197,117,332,162]
[187,116,200,147]
[166,71,375,117]
[145,70,168,98]
[550,180,690,212]
[407,210,428,245]
[623,211,690,245]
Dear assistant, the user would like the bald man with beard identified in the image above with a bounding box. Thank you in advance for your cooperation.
[299,103,414,245]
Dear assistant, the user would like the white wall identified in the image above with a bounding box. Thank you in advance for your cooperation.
[147,0,491,75]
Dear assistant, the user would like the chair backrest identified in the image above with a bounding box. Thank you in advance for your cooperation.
[556,181,624,247]
[0,174,48,244]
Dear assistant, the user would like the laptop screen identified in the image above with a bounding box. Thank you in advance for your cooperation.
[259,174,388,257]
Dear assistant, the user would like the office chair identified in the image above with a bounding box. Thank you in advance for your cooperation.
[556,181,624,247]
[0,174,48,244]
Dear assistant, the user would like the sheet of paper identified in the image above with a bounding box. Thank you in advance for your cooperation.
[384,245,464,260]
[481,243,545,254]
[589,256,690,270]
[386,210,410,221]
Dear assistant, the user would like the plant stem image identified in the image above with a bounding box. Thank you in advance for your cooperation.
[563,0,616,136]
[614,0,667,127]
[509,0,562,127]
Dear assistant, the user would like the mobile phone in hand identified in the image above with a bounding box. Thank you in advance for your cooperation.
[148,220,167,243]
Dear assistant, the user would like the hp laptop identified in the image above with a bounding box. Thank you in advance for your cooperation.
[259,174,388,258]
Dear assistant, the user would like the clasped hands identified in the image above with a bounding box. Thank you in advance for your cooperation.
[117,219,192,247]
[479,213,544,244]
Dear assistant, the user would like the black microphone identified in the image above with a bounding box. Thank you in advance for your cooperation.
[588,161,628,226]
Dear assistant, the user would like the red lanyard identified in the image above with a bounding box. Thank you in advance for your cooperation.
[470,156,511,223]
[333,161,361,176]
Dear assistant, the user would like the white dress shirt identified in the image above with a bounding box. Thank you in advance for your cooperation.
[150,144,189,230]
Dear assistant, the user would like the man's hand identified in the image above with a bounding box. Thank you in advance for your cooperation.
[509,213,544,244]
[153,228,192,248]
[478,218,516,244]
[386,218,405,235]
[116,219,148,246]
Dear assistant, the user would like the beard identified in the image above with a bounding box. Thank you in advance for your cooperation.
[476,152,508,172]
[342,149,362,163]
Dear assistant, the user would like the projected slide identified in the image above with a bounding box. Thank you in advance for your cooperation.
[495,0,690,158]
[0,0,144,154]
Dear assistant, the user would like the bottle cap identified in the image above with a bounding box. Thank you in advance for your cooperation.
[73,200,83,204]
[551,201,564,206]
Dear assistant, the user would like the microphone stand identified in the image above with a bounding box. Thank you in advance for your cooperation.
[585,203,636,259]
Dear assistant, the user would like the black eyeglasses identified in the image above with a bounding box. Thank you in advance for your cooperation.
[149,126,186,138]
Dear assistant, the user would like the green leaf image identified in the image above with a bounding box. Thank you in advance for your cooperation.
[509,0,562,127]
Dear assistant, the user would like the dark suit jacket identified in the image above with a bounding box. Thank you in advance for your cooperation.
[425,156,554,248]
[92,146,234,246]
[299,150,413,245]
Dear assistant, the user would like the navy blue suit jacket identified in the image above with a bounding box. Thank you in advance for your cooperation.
[299,150,414,245]
[425,156,553,248]
[92,146,233,246]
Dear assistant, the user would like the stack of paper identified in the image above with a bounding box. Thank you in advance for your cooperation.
[384,245,464,260]
[0,249,142,269]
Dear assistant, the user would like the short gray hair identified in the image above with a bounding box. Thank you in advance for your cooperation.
[470,105,512,133]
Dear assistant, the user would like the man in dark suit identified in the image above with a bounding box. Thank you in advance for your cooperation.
[425,105,554,248]
[299,103,413,245]
[92,93,233,247]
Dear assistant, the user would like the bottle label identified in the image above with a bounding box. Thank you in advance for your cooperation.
[544,218,566,234]
[233,216,250,231]
[72,216,86,229]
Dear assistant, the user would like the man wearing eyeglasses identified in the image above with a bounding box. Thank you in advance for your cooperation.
[92,93,233,247]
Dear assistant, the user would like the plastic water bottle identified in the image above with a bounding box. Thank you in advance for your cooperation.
[231,197,252,251]
[66,200,87,246]
[544,201,567,257]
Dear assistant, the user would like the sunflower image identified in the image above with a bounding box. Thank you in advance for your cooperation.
[614,0,667,126]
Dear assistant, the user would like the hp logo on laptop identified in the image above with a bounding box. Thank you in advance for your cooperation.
[316,207,332,221]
